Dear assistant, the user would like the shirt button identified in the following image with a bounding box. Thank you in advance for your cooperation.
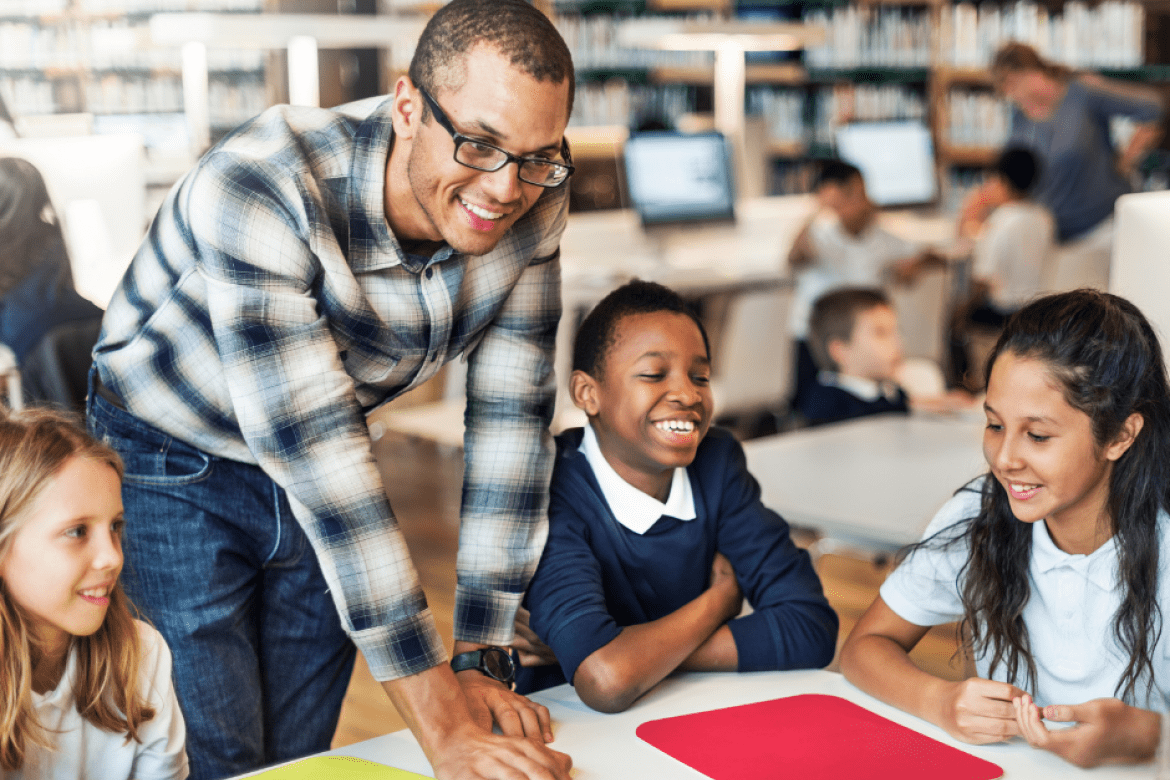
[425,268,433,279]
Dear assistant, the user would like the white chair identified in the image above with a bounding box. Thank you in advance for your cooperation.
[1110,191,1170,364]
[710,283,795,423]
[888,263,953,367]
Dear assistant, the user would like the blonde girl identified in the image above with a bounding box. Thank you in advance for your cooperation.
[0,408,187,779]
[842,289,1170,768]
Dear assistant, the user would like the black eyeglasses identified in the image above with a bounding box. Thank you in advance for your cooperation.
[417,86,574,188]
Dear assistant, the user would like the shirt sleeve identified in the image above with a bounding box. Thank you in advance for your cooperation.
[189,153,445,681]
[1083,76,1164,125]
[879,483,983,627]
[455,192,568,645]
[711,434,839,672]
[524,482,624,685]
[129,623,189,780]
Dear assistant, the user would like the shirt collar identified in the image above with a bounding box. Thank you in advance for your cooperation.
[580,423,696,535]
[1031,519,1118,591]
[817,371,901,403]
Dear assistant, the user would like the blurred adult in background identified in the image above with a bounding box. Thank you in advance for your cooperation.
[0,157,102,410]
[961,42,1164,291]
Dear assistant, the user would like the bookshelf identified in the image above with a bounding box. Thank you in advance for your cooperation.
[556,0,1169,197]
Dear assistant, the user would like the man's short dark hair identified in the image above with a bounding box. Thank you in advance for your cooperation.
[573,280,710,378]
[409,0,574,118]
[808,287,890,372]
[996,146,1040,196]
[814,159,863,190]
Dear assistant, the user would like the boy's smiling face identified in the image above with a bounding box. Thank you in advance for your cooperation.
[571,310,713,501]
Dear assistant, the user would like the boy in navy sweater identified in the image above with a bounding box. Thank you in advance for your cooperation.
[798,287,911,426]
[517,280,837,712]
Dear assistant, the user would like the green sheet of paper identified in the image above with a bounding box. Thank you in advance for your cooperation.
[251,756,430,779]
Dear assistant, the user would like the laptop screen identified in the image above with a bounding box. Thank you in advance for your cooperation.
[623,131,736,226]
[835,121,937,207]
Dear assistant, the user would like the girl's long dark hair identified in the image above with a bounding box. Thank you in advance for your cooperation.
[913,290,1170,701]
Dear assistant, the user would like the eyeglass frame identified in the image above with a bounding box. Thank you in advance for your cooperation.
[416,85,574,188]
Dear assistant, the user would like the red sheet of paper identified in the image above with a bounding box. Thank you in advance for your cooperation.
[636,694,1003,780]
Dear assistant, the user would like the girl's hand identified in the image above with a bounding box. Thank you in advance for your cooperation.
[1013,693,1161,768]
[936,678,1026,744]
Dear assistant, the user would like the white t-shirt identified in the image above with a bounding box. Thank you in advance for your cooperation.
[972,201,1055,312]
[881,478,1170,710]
[791,213,920,338]
[11,621,188,780]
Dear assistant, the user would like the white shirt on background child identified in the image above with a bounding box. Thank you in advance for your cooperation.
[881,477,1170,711]
[972,201,1056,313]
[790,212,921,338]
[12,620,188,780]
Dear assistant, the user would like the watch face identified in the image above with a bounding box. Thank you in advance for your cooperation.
[482,648,515,681]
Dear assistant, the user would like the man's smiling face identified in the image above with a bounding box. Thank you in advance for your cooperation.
[392,43,571,257]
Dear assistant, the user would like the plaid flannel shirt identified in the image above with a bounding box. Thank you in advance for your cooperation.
[94,96,567,680]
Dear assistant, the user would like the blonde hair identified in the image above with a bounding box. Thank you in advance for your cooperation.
[0,408,155,771]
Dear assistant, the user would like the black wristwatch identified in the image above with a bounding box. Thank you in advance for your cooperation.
[450,646,516,688]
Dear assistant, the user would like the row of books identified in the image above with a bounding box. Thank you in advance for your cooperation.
[555,14,715,72]
[1,69,265,119]
[945,89,1010,148]
[748,84,928,147]
[568,80,696,129]
[941,0,1144,68]
[0,0,261,16]
[0,19,265,70]
[802,6,933,69]
[810,84,926,146]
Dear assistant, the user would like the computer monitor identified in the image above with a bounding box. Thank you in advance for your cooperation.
[835,120,937,207]
[622,131,736,226]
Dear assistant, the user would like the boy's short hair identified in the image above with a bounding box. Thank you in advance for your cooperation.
[808,287,891,372]
[573,279,710,378]
[814,159,863,190]
[995,146,1040,196]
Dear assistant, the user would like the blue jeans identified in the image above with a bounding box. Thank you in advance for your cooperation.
[88,377,357,780]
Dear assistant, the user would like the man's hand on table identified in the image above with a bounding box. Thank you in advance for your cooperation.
[454,666,555,743]
[381,660,571,780]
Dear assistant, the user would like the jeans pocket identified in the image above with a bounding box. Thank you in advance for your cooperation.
[107,433,214,486]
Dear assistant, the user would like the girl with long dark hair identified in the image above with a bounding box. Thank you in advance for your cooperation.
[841,289,1170,768]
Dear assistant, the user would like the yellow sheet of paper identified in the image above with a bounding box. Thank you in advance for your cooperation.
[251,756,430,779]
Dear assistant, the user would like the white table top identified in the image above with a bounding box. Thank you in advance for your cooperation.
[742,413,989,551]
[557,195,958,305]
[323,670,1149,779]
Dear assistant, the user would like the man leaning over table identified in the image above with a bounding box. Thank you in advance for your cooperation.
[86,1,576,778]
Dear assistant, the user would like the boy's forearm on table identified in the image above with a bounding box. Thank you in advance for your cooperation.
[575,587,733,712]
[678,624,738,671]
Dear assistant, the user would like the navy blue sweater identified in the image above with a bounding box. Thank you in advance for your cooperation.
[518,427,838,694]
[798,382,909,428]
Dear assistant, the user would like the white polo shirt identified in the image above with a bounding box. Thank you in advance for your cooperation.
[13,621,188,780]
[580,423,696,535]
[881,477,1170,710]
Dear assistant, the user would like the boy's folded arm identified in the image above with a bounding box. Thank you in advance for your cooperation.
[573,568,742,713]
[712,434,840,672]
